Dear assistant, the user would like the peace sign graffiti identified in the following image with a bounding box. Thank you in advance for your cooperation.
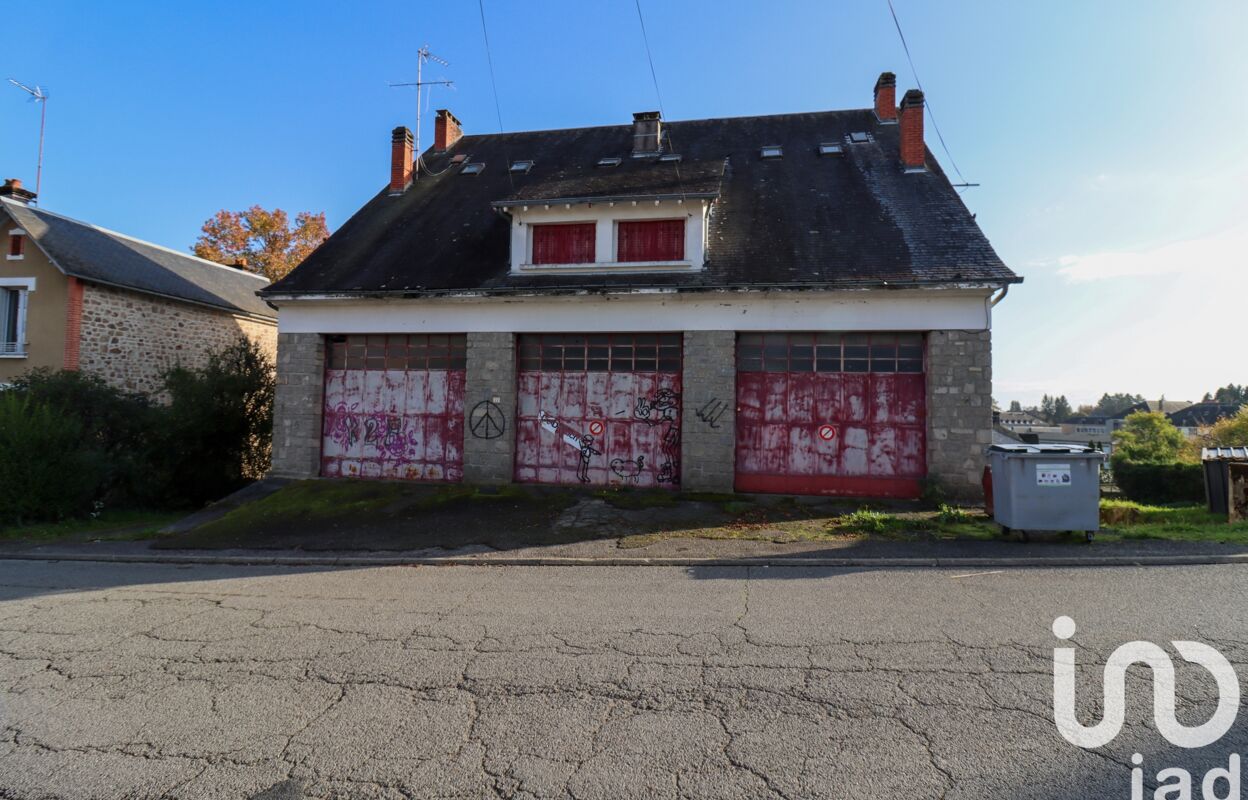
[469,400,507,439]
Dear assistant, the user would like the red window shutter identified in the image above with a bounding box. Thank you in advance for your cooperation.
[8,235,22,258]
[617,220,685,262]
[532,223,596,265]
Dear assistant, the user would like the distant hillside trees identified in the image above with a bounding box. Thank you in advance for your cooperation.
[1202,384,1247,404]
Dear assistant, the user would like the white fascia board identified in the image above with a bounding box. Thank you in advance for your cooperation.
[276,287,994,335]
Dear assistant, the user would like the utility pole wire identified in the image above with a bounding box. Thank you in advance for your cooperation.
[633,0,687,201]
[476,0,516,194]
[885,0,969,186]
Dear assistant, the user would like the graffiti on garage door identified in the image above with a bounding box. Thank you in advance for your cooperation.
[321,334,466,481]
[515,334,682,488]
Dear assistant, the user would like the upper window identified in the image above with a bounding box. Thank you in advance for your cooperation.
[532,223,596,265]
[617,219,684,263]
[7,232,24,260]
[0,288,25,356]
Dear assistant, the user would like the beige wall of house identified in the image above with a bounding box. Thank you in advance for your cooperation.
[0,208,69,383]
[78,283,277,395]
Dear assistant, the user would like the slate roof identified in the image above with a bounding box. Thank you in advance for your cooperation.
[266,108,1018,297]
[1,198,274,319]
[1168,403,1242,428]
[1116,400,1193,418]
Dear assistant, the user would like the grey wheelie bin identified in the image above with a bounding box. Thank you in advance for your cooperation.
[986,444,1104,541]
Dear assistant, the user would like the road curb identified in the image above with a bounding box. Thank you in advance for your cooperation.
[1,551,1247,569]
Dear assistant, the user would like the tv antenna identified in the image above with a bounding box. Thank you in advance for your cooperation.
[8,79,48,200]
[389,46,454,176]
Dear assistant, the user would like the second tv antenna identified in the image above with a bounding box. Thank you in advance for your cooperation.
[389,46,454,176]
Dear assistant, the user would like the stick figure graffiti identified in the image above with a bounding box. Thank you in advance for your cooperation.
[633,389,681,484]
[610,455,646,482]
[576,435,601,483]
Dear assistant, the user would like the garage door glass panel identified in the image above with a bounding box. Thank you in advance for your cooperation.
[322,334,466,481]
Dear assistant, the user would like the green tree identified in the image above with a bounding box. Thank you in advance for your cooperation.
[1093,392,1146,417]
[1052,395,1073,422]
[1206,384,1248,404]
[1008,400,1022,412]
[1039,394,1056,422]
[1111,411,1186,469]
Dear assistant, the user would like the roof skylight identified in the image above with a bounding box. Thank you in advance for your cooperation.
[658,153,682,163]
[597,157,622,167]
[450,154,469,164]
[760,145,783,159]
[848,132,871,144]
[509,160,534,173]
[460,162,485,175]
[818,143,844,156]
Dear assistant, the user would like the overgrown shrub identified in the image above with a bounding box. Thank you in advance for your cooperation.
[0,393,108,524]
[8,369,157,506]
[1111,412,1187,470]
[1112,460,1204,505]
[149,338,274,508]
[936,503,974,524]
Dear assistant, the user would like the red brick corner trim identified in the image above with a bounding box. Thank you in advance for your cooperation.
[63,276,84,371]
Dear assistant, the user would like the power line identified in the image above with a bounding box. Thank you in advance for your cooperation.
[885,0,968,186]
[477,0,515,193]
[633,0,687,201]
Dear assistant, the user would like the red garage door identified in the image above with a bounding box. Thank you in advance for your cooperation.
[321,334,466,481]
[515,333,682,488]
[735,332,926,498]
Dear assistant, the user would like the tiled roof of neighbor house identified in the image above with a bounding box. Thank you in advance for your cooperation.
[1115,400,1194,418]
[1,197,274,319]
[1168,402,1242,428]
[266,108,1019,297]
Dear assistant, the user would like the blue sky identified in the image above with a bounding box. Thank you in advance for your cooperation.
[3,1,1244,407]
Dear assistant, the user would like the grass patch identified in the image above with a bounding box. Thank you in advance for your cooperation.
[0,509,184,543]
[1099,499,1248,543]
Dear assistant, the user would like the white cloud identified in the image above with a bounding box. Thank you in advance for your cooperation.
[1056,223,1248,283]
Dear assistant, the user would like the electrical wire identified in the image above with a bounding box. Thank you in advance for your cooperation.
[886,0,968,186]
[634,0,687,202]
[477,0,516,194]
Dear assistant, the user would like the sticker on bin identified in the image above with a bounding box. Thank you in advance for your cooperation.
[1036,464,1072,487]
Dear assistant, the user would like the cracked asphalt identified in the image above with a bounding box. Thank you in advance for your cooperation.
[0,560,1245,799]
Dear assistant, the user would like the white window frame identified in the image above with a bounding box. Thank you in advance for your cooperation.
[0,278,35,358]
[6,228,25,261]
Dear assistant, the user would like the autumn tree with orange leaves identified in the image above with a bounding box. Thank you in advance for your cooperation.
[193,206,330,282]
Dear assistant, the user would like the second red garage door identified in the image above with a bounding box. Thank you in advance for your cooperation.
[735,332,926,498]
[514,333,682,488]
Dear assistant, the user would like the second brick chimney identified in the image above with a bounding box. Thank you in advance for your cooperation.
[434,109,462,152]
[873,72,897,122]
[632,111,662,156]
[390,127,414,195]
[898,89,925,171]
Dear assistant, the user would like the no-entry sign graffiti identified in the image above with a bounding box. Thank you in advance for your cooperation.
[817,425,836,441]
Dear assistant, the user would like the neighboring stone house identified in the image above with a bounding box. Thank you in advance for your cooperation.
[263,73,1021,498]
[0,180,276,394]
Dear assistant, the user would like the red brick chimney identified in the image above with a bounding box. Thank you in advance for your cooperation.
[434,109,462,152]
[898,89,926,171]
[874,72,897,122]
[0,178,36,205]
[390,127,414,195]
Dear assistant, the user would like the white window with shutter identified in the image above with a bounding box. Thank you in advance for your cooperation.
[0,282,31,357]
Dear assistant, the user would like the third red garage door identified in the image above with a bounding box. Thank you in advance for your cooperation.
[735,332,926,498]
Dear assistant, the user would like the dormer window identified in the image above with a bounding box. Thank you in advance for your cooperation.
[7,230,24,260]
[531,223,595,265]
[617,219,684,262]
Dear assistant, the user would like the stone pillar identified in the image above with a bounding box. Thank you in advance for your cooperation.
[680,330,737,493]
[270,332,325,479]
[462,332,517,484]
[926,329,992,499]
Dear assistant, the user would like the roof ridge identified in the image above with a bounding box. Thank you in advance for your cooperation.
[0,197,271,284]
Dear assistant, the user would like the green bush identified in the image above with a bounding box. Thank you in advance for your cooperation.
[0,393,108,524]
[149,338,274,508]
[1111,412,1186,469]
[936,503,974,524]
[1112,460,1204,505]
[8,369,157,506]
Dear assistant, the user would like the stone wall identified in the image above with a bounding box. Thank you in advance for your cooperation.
[679,331,737,493]
[77,282,277,396]
[270,332,325,479]
[462,332,517,484]
[926,329,993,498]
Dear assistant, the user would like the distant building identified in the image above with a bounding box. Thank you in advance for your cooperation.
[1168,402,1242,436]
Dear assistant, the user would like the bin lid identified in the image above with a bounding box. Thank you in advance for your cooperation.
[1202,446,1248,462]
[988,443,1100,455]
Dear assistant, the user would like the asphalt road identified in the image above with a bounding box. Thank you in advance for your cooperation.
[0,560,1245,799]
